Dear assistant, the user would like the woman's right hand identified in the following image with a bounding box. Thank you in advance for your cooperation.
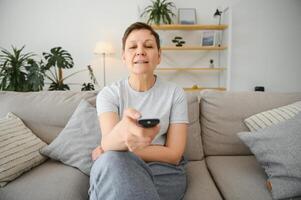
[120,108,160,152]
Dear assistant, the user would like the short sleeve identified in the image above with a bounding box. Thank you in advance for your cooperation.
[96,86,119,116]
[170,87,188,124]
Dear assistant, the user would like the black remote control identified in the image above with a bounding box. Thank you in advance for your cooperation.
[138,118,160,128]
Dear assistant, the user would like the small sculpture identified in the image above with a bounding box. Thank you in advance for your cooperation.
[209,59,214,68]
[172,36,185,47]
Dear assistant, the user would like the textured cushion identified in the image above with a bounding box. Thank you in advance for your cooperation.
[0,160,89,200]
[0,91,97,144]
[238,113,301,200]
[184,93,203,161]
[200,90,301,156]
[0,113,47,187]
[244,101,301,131]
[40,100,101,175]
[206,156,272,200]
[183,160,222,200]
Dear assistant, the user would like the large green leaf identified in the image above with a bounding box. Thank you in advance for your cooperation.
[42,47,73,70]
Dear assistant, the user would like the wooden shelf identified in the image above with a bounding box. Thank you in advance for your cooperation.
[152,24,228,30]
[156,67,226,71]
[184,87,226,92]
[161,46,227,51]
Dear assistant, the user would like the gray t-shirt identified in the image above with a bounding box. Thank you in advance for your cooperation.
[96,77,188,145]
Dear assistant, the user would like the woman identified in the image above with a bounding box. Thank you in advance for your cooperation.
[89,22,188,200]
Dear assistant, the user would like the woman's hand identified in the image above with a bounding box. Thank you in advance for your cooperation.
[125,124,160,151]
[121,108,160,152]
[96,108,160,154]
[91,146,104,161]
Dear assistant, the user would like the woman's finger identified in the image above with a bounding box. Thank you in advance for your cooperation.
[123,108,141,120]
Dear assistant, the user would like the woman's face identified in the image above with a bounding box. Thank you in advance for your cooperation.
[122,29,161,75]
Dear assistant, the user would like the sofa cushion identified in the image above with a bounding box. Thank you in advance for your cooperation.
[0,160,89,200]
[238,113,301,200]
[206,156,272,200]
[244,100,301,131]
[40,100,101,175]
[0,112,47,187]
[183,160,222,200]
[200,91,301,156]
[184,93,203,161]
[0,91,97,144]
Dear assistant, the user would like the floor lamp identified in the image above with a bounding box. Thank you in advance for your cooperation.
[94,41,114,87]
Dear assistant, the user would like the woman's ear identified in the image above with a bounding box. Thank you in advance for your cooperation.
[157,49,162,64]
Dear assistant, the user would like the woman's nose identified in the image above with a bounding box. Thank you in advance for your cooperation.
[136,46,146,56]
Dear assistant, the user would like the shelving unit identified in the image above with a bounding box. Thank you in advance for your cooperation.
[161,46,227,51]
[156,67,226,71]
[152,22,231,92]
[151,24,228,30]
[183,87,226,92]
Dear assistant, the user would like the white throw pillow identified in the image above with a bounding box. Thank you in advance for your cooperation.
[0,113,47,187]
[244,101,301,131]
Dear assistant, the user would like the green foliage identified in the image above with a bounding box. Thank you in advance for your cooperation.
[42,47,73,70]
[42,47,74,90]
[49,82,70,91]
[80,65,97,91]
[81,83,95,91]
[25,59,45,91]
[0,46,98,92]
[0,46,45,92]
[141,0,176,25]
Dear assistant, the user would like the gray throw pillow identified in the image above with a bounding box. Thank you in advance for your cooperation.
[238,113,301,200]
[40,100,101,175]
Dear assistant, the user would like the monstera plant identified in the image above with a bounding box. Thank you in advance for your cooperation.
[0,46,45,91]
[141,0,176,25]
[42,47,74,90]
[42,47,97,91]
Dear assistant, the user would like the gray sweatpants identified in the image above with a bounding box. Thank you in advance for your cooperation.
[89,151,187,200]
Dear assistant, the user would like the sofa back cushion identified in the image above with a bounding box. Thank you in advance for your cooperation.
[0,91,97,144]
[184,93,204,161]
[0,91,203,160]
[200,91,301,156]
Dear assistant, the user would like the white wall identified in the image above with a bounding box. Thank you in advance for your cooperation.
[0,0,300,92]
[230,0,301,92]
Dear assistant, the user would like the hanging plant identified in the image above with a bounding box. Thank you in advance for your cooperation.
[141,0,176,25]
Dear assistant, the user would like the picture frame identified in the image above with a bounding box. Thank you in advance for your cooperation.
[201,30,216,47]
[178,8,197,24]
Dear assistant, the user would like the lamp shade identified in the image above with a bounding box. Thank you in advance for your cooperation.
[94,41,114,55]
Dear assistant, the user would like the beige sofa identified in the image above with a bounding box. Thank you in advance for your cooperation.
[0,90,301,200]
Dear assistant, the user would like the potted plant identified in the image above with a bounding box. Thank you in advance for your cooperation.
[42,47,97,91]
[140,0,176,25]
[0,46,45,91]
[81,65,98,91]
[42,47,74,90]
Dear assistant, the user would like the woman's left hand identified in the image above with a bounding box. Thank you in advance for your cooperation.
[91,146,104,161]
